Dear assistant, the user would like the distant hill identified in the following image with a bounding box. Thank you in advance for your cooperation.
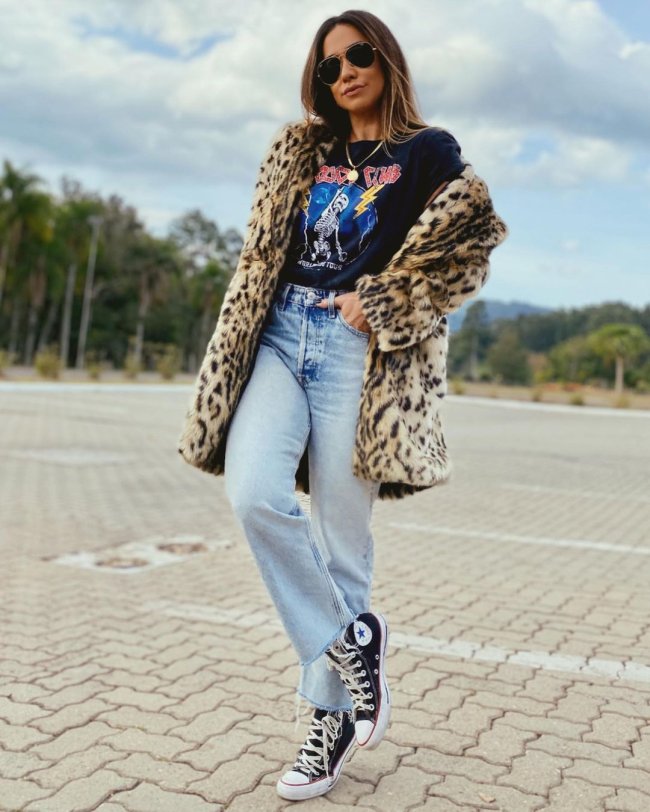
[448,300,552,333]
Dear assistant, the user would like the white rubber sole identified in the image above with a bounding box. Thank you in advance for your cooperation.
[276,735,357,801]
[356,611,391,750]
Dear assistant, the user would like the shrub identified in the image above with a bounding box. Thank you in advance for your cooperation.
[34,347,62,380]
[123,354,142,380]
[156,344,182,380]
[0,349,15,376]
[569,392,584,406]
[450,376,465,395]
[85,351,103,380]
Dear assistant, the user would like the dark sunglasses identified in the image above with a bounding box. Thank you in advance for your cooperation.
[317,41,378,86]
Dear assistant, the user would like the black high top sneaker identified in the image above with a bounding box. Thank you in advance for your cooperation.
[325,611,391,749]
[276,707,356,801]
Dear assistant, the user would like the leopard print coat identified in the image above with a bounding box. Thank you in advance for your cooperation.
[177,119,508,499]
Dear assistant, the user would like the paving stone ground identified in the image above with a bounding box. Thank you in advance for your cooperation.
[1,384,649,811]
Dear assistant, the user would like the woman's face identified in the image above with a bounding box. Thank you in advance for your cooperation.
[321,24,385,117]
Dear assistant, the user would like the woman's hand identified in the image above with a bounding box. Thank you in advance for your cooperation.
[316,292,371,334]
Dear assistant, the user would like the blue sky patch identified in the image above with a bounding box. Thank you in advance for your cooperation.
[73,19,229,60]
[516,134,557,164]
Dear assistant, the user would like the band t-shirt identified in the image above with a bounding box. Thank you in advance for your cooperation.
[278,127,467,291]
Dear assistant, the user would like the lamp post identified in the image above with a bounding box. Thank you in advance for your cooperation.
[75,214,102,370]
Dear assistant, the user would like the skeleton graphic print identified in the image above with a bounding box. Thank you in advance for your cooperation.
[308,189,350,264]
[299,181,380,270]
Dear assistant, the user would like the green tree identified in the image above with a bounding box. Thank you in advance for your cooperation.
[54,180,104,366]
[0,163,54,364]
[21,198,56,364]
[486,327,532,385]
[169,210,240,371]
[452,300,491,380]
[587,323,650,394]
[543,334,596,384]
[127,233,181,367]
[0,161,48,308]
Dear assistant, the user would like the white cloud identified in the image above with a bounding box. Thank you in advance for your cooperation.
[509,133,632,186]
[619,41,648,59]
[0,0,650,264]
[0,0,648,223]
[1,0,647,308]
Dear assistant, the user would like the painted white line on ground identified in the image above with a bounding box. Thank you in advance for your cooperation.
[388,522,650,556]
[0,382,187,393]
[141,599,650,685]
[447,394,650,419]
[8,448,135,466]
[142,600,283,629]
[1,382,648,418]
[501,482,650,505]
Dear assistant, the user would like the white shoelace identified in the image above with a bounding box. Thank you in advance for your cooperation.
[293,712,342,777]
[325,639,374,711]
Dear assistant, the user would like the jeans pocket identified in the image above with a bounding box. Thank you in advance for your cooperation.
[337,309,370,339]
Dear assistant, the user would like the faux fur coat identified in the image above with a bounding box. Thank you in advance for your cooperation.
[178,119,508,499]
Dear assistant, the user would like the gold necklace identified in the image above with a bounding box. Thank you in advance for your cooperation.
[345,138,385,182]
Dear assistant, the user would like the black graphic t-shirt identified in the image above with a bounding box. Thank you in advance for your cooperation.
[278,127,466,291]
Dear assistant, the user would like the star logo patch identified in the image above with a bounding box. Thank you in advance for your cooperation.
[353,620,372,646]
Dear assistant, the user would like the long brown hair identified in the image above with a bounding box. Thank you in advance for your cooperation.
[300,10,429,152]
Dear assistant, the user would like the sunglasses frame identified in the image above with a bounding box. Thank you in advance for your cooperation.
[316,40,379,86]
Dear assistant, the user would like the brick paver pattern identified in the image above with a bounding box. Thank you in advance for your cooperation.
[1,385,649,811]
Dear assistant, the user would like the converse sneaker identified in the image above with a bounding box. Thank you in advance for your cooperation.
[276,707,356,801]
[325,611,391,749]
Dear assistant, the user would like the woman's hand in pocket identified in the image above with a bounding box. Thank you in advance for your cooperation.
[316,292,371,334]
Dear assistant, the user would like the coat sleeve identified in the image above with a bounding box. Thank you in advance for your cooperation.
[354,165,509,352]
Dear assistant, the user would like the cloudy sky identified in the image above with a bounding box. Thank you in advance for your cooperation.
[1,0,648,310]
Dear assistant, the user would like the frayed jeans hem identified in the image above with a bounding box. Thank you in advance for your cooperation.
[298,616,353,667]
[296,688,352,713]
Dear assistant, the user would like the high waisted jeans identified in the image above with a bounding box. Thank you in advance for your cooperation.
[224,281,381,718]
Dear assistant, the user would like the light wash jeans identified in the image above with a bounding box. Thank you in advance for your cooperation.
[224,281,381,719]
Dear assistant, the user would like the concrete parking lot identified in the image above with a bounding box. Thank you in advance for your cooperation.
[1,382,649,811]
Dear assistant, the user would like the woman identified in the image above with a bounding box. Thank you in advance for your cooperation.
[178,9,508,802]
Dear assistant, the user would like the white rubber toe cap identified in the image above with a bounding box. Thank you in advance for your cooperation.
[277,769,331,801]
[279,769,310,786]
[355,719,374,745]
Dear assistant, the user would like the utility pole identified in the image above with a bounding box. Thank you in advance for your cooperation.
[75,214,102,369]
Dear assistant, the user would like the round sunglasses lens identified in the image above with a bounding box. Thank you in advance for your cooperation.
[318,57,340,85]
[348,42,374,68]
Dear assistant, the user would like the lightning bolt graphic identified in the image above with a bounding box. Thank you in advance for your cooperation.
[354,185,384,218]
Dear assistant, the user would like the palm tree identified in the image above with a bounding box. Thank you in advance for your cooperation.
[75,215,103,369]
[587,323,650,394]
[0,161,48,309]
[128,233,180,367]
[53,188,104,366]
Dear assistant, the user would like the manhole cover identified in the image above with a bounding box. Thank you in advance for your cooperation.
[157,542,208,555]
[47,535,232,573]
[96,556,150,569]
